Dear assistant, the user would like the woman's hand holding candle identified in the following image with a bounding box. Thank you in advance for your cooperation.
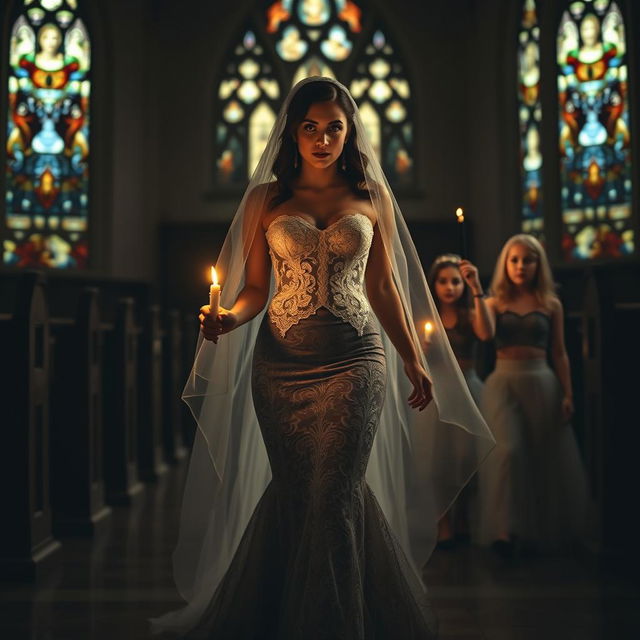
[200,306,237,344]
[201,266,237,343]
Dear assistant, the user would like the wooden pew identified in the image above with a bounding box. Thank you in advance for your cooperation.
[137,304,168,480]
[46,275,169,487]
[0,272,61,580]
[161,309,187,464]
[607,299,640,570]
[49,287,112,536]
[580,266,640,573]
[102,298,144,505]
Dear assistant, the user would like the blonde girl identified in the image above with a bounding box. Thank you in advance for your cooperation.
[479,234,587,556]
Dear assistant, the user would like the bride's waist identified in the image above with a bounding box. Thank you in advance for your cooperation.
[269,290,370,311]
[266,295,373,339]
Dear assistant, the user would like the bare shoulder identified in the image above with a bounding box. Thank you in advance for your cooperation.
[484,296,498,312]
[244,182,277,229]
[246,182,276,207]
[367,180,392,205]
[353,198,377,228]
[364,180,394,228]
[548,295,563,316]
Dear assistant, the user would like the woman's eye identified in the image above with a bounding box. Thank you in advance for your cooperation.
[303,124,315,132]
[329,125,343,133]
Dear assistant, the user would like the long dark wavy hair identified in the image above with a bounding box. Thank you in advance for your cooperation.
[269,80,370,210]
[427,254,472,328]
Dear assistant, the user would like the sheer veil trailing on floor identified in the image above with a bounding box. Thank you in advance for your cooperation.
[151,77,495,635]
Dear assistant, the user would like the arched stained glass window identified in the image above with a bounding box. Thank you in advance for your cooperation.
[4,0,91,269]
[557,0,633,260]
[518,0,543,240]
[214,0,415,187]
[215,29,281,183]
[349,28,413,185]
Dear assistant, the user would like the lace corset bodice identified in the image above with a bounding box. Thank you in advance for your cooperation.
[265,212,374,337]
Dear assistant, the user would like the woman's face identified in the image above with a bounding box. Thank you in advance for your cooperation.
[40,27,62,55]
[505,243,538,287]
[295,100,349,169]
[434,265,464,305]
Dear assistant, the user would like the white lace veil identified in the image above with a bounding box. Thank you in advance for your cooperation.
[151,77,495,635]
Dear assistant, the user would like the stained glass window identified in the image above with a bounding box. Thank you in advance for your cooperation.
[4,0,91,268]
[349,28,413,185]
[557,0,633,260]
[518,0,544,240]
[214,0,415,187]
[215,29,280,183]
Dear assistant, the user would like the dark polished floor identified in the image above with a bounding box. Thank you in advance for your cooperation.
[2,461,639,640]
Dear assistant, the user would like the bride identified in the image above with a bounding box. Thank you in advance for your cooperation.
[151,77,494,639]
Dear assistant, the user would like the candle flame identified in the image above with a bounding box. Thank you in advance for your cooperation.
[211,266,219,286]
[456,207,464,223]
[424,321,434,334]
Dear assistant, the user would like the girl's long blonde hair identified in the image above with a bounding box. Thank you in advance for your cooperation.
[490,234,557,308]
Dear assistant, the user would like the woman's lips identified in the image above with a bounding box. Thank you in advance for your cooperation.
[312,152,330,158]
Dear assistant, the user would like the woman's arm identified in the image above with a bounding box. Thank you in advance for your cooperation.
[365,220,431,410]
[200,222,271,342]
[459,260,494,340]
[549,297,574,422]
[200,189,272,342]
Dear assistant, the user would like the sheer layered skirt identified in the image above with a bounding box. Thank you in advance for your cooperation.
[477,359,588,548]
[182,309,436,639]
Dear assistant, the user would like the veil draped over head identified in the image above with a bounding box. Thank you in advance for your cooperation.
[151,77,495,635]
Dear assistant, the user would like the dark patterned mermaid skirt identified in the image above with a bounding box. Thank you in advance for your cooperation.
[185,309,437,639]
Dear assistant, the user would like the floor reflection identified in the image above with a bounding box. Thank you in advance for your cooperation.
[1,461,638,639]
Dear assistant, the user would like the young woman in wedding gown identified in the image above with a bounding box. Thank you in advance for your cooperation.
[151,77,494,639]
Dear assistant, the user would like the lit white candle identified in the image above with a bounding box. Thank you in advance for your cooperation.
[455,207,468,258]
[209,266,221,315]
[424,321,434,345]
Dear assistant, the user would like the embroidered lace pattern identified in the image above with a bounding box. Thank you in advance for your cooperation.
[265,213,374,337]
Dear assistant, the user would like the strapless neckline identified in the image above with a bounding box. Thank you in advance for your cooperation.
[266,212,372,233]
[498,310,550,320]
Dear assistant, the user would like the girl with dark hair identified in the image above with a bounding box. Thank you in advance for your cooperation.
[426,254,493,548]
[152,78,494,639]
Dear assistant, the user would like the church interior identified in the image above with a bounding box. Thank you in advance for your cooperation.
[1,0,640,637]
